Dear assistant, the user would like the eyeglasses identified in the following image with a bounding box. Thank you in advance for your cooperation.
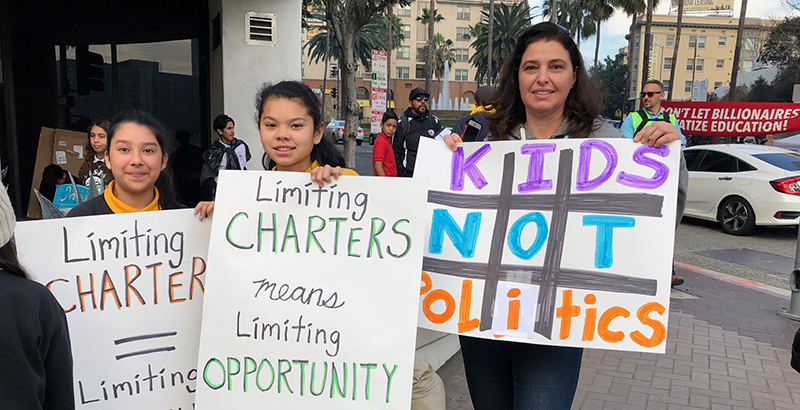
[640,91,663,98]
[414,96,429,102]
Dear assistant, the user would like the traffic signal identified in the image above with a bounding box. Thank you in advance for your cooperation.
[76,45,105,95]
[330,66,338,78]
[331,88,338,99]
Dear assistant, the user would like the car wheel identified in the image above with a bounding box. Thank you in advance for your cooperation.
[719,196,756,236]
[357,139,363,146]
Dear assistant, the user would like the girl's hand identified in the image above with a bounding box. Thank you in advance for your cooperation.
[194,201,215,221]
[634,122,681,147]
[443,133,463,152]
[310,165,343,187]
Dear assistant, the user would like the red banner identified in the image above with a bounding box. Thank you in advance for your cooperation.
[660,101,800,137]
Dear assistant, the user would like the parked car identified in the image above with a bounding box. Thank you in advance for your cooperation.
[683,144,800,235]
[324,120,364,145]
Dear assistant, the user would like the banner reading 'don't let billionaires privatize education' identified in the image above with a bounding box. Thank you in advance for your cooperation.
[16,210,212,409]
[194,170,427,409]
[414,138,680,353]
[662,101,800,137]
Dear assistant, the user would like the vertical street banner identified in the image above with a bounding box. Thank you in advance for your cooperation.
[414,138,680,353]
[194,170,427,409]
[16,210,212,409]
[371,49,388,135]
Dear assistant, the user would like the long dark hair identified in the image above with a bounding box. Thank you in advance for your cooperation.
[0,241,29,279]
[255,81,345,168]
[107,110,181,209]
[78,119,113,184]
[486,22,602,140]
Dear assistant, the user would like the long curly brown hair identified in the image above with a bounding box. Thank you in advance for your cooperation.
[77,119,113,185]
[485,22,602,140]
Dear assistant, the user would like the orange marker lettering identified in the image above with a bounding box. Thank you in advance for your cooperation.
[422,289,455,324]
[582,294,597,342]
[100,270,122,311]
[146,262,162,305]
[169,271,186,304]
[631,302,666,348]
[420,271,432,296]
[46,278,75,313]
[507,289,521,330]
[125,264,146,307]
[76,273,97,312]
[555,290,581,340]
[458,280,479,333]
[598,306,630,343]
[190,257,206,299]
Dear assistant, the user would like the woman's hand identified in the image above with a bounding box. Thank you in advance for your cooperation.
[194,201,215,221]
[310,165,343,187]
[443,133,463,152]
[633,122,682,147]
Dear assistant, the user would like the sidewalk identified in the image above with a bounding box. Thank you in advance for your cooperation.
[437,263,800,410]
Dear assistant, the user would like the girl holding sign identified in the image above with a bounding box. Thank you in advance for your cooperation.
[443,22,684,410]
[68,110,215,219]
[0,164,74,409]
[255,81,358,181]
[78,119,114,190]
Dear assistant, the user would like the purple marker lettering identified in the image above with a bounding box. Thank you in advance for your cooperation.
[617,145,670,189]
[450,144,492,191]
[576,140,617,191]
[518,143,556,193]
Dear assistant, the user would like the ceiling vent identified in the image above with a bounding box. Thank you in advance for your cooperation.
[246,12,276,46]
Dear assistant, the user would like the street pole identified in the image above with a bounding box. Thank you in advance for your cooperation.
[690,40,698,96]
[777,226,800,321]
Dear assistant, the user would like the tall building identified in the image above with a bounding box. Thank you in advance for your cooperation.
[626,14,773,106]
[302,0,522,116]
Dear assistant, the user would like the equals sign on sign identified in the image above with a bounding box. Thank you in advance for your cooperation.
[114,331,178,360]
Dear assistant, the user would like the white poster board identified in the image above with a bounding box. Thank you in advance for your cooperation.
[414,138,680,353]
[16,210,212,409]
[194,171,426,409]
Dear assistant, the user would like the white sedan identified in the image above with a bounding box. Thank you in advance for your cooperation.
[683,144,800,235]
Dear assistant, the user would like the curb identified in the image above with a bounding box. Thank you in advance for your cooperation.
[674,261,792,301]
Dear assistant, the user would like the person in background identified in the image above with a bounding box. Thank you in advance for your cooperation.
[443,22,684,410]
[393,88,442,177]
[449,85,495,142]
[170,129,204,207]
[39,164,67,202]
[621,79,688,288]
[77,119,113,191]
[0,164,75,409]
[372,110,398,177]
[200,114,251,200]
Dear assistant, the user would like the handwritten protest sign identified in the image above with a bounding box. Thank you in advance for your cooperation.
[662,101,800,136]
[194,171,426,409]
[16,210,211,409]
[414,138,680,353]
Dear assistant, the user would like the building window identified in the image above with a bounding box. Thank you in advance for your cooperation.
[688,36,696,48]
[455,48,469,62]
[666,35,675,48]
[457,6,470,20]
[743,60,753,71]
[635,34,640,49]
[719,36,726,46]
[416,47,426,63]
[396,46,410,60]
[686,58,694,71]
[685,81,692,93]
[664,57,673,70]
[695,59,704,71]
[402,24,411,39]
[416,65,428,79]
[455,69,469,81]
[397,4,411,17]
[698,36,706,49]
[663,80,671,92]
[745,38,756,51]
[714,81,722,89]
[716,59,724,69]
[396,66,409,79]
[456,27,470,41]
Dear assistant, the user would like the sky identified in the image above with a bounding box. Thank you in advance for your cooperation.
[528,0,796,68]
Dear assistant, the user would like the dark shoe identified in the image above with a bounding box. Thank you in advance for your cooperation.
[672,276,684,288]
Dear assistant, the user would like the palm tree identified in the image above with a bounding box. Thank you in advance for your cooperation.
[589,0,615,68]
[416,7,444,25]
[418,33,456,81]
[417,5,443,93]
[542,0,597,49]
[469,2,532,84]
[667,0,684,100]
[729,0,748,101]
[305,14,404,68]
[640,0,656,93]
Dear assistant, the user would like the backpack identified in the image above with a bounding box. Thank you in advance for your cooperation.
[634,108,674,135]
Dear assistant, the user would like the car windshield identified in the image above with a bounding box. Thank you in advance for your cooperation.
[752,153,800,171]
[333,121,345,127]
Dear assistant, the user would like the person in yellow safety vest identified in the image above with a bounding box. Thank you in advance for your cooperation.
[622,79,687,288]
